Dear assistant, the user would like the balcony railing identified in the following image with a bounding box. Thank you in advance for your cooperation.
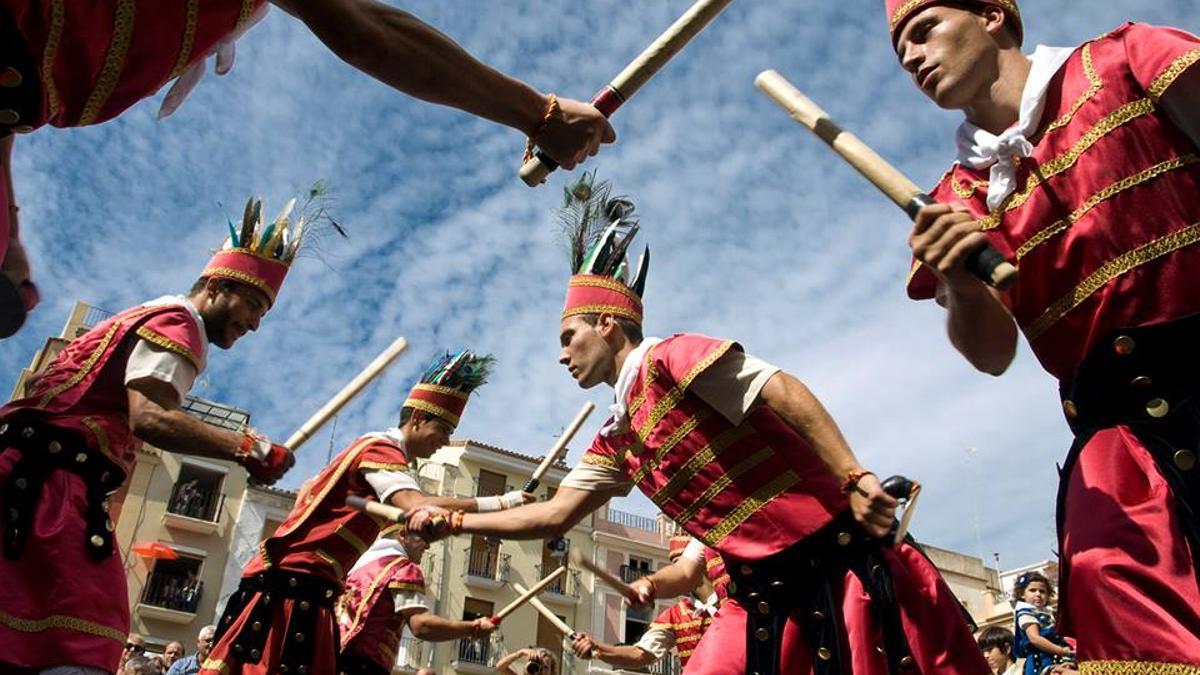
[166,481,224,523]
[464,547,510,583]
[536,564,581,599]
[79,305,116,331]
[142,575,203,614]
[455,636,498,667]
[606,508,660,532]
[644,653,681,675]
[395,636,424,670]
[619,564,651,584]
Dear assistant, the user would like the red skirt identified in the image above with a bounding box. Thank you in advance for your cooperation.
[1060,425,1200,667]
[0,447,127,672]
[683,542,989,674]
[201,590,339,675]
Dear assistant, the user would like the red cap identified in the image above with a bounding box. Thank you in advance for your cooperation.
[886,0,1022,48]
[562,274,643,326]
[404,383,470,428]
[201,249,290,306]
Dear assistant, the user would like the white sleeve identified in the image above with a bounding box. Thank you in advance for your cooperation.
[392,590,430,613]
[125,340,198,403]
[679,539,707,564]
[632,624,674,659]
[1017,612,1041,629]
[686,350,780,426]
[560,462,634,495]
[362,469,422,502]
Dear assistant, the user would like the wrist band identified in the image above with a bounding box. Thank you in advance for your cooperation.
[841,469,875,495]
[451,509,466,535]
[522,93,560,163]
[236,431,257,461]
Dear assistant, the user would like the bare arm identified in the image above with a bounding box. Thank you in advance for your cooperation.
[574,634,658,668]
[389,489,494,514]
[406,609,494,642]
[641,555,704,601]
[1024,624,1072,657]
[492,649,531,674]
[1160,64,1200,148]
[127,382,244,460]
[461,486,614,539]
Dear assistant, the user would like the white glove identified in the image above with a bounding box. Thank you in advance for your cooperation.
[474,490,529,512]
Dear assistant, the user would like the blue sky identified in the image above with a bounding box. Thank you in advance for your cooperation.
[2,0,1197,572]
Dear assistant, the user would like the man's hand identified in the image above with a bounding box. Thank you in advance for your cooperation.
[849,472,897,538]
[407,505,452,541]
[571,634,596,659]
[534,97,616,170]
[242,443,294,485]
[627,578,656,611]
[908,202,990,289]
[474,617,497,635]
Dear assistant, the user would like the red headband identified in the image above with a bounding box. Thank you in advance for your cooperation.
[201,249,290,306]
[562,274,643,325]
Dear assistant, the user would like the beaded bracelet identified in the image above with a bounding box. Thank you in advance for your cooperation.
[841,469,876,495]
[450,509,466,535]
[522,94,560,163]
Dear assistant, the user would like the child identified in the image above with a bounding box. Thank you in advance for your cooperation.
[977,626,1019,675]
[1012,572,1073,674]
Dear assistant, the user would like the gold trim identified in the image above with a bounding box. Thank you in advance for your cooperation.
[672,447,775,526]
[700,471,799,545]
[202,265,278,304]
[78,0,135,125]
[581,453,618,469]
[889,0,1020,30]
[410,383,469,401]
[387,581,425,593]
[1015,154,1200,260]
[136,325,202,370]
[40,0,65,119]
[650,426,754,506]
[345,556,407,639]
[235,0,258,30]
[635,341,735,441]
[359,461,409,472]
[562,304,642,323]
[169,0,200,79]
[979,98,1155,229]
[1148,48,1200,102]
[627,350,658,418]
[568,274,643,302]
[201,657,232,675]
[1080,662,1200,675]
[1025,221,1200,339]
[630,409,713,484]
[1039,43,1101,138]
[335,524,369,554]
[0,607,125,643]
[80,416,116,468]
[37,323,121,407]
[276,438,375,538]
[316,549,344,580]
[402,399,460,427]
[950,175,988,199]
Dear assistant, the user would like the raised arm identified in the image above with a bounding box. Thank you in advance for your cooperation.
[388,489,533,514]
[572,634,658,669]
[406,609,495,642]
[457,485,615,540]
[270,0,614,168]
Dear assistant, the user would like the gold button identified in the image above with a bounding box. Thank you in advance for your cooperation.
[817,647,832,661]
[900,655,914,667]
[754,628,769,642]
[876,645,886,654]
[101,501,110,513]
[250,649,260,659]
[294,632,305,642]
[0,423,8,434]
[105,519,113,532]
[740,565,753,576]
[0,68,22,88]
[1130,375,1153,388]
[836,531,852,546]
[252,621,262,631]
[279,667,289,674]
[0,109,18,125]
[89,535,104,547]
[1062,399,1078,419]
[298,667,307,675]
[300,600,311,611]
[1146,398,1170,418]
[21,427,34,439]
[1113,335,1136,355]
[811,610,825,621]
[757,601,770,614]
[75,452,88,463]
[233,644,244,653]
[100,471,111,483]
[14,477,26,489]
[325,589,334,598]
[288,577,298,587]
[1174,449,1196,472]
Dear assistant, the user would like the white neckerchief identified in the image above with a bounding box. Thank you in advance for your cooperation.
[348,536,408,575]
[600,337,663,437]
[955,45,1074,211]
[157,4,270,119]
[690,592,719,618]
[142,294,209,372]
[364,427,408,449]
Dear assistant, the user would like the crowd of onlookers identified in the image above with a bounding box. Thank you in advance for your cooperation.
[977,571,1077,675]
[117,626,214,675]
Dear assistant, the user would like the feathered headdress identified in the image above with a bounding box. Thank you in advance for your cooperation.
[403,350,496,428]
[201,182,345,306]
[559,172,648,326]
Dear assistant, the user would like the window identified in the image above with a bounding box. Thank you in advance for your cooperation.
[142,554,204,613]
[167,462,226,522]
[477,469,506,496]
[624,604,652,645]
[466,535,502,579]
[458,598,495,665]
[621,555,653,583]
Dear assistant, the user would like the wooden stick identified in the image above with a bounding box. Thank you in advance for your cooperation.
[512,582,579,638]
[285,336,408,451]
[893,481,922,548]
[523,401,595,493]
[520,0,736,186]
[754,69,1018,291]
[493,566,567,622]
[570,548,638,603]
[345,496,406,524]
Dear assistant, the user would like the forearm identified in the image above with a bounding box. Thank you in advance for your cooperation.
[761,373,863,480]
[1028,633,1069,656]
[462,501,572,539]
[279,0,545,133]
[408,613,483,642]
[942,281,1018,376]
[133,407,242,460]
[391,493,482,513]
[592,643,656,668]
[645,558,703,600]
[492,652,523,671]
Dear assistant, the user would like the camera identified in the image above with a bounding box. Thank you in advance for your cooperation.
[525,660,542,675]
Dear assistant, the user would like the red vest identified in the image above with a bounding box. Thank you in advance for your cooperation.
[0,301,205,474]
[242,436,410,584]
[649,595,721,668]
[1,0,267,129]
[908,23,1200,382]
[582,334,848,561]
[337,553,426,671]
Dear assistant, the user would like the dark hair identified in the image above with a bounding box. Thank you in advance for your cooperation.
[578,313,644,345]
[976,625,1013,653]
[1012,570,1054,601]
[189,276,241,296]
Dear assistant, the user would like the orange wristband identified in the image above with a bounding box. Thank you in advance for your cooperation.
[522,94,560,163]
[842,470,875,495]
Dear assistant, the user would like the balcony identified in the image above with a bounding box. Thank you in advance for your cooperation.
[619,564,651,584]
[536,564,581,606]
[606,508,660,531]
[395,636,425,672]
[462,547,510,590]
[451,635,500,674]
[137,560,203,624]
[162,463,227,535]
[642,653,681,675]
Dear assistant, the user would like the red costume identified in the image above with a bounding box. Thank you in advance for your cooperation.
[0,200,298,673]
[556,174,986,675]
[633,536,727,669]
[892,0,1200,666]
[335,535,428,675]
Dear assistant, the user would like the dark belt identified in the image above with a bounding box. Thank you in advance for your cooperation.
[726,511,915,675]
[0,3,42,137]
[0,418,124,561]
[1056,314,1200,602]
[337,653,391,675]
[214,570,342,674]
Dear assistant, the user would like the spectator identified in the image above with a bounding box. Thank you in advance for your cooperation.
[163,641,185,668]
[166,625,215,675]
[977,626,1020,675]
[415,669,436,675]
[119,634,147,671]
[1012,572,1073,674]
[494,647,557,675]
[174,480,199,516]
[121,655,162,675]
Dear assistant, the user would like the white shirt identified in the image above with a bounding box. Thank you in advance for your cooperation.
[124,295,208,403]
[359,428,422,503]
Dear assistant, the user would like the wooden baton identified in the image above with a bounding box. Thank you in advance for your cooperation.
[570,548,639,604]
[493,566,568,623]
[519,0,736,186]
[754,70,1018,291]
[882,475,922,548]
[512,582,579,639]
[345,495,406,524]
[524,401,595,493]
[285,336,409,451]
